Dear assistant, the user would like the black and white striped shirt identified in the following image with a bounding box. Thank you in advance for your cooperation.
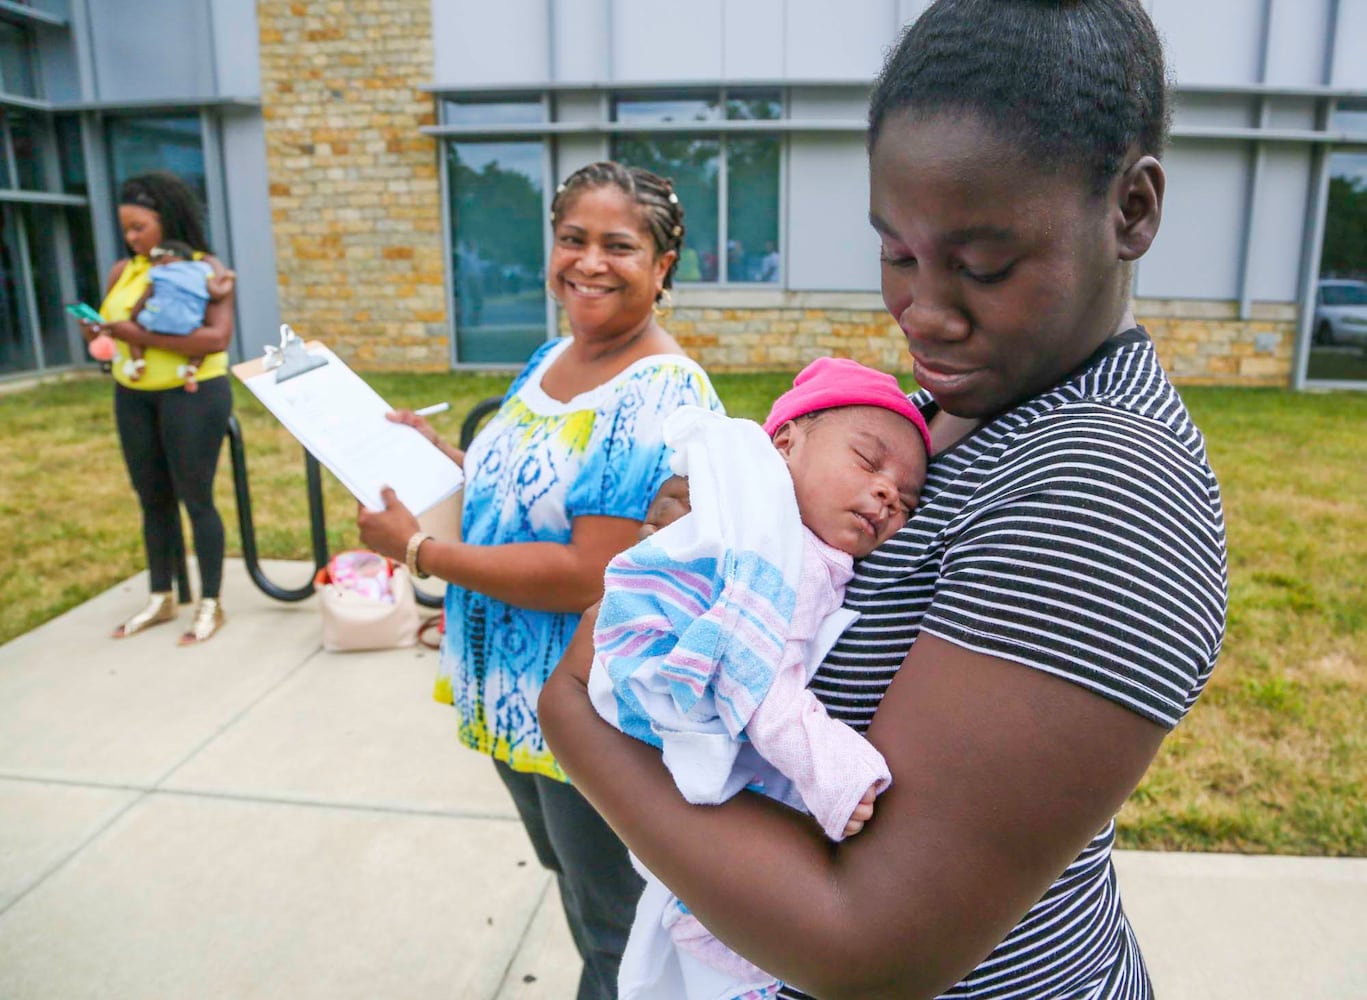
[780,329,1228,1000]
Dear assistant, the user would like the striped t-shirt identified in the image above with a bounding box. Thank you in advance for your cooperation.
[779,328,1228,999]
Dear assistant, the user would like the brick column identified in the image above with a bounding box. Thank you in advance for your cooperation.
[257,0,447,370]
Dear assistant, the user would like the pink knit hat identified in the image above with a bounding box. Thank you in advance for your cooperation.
[762,357,932,454]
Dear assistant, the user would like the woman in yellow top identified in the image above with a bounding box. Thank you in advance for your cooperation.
[76,172,236,645]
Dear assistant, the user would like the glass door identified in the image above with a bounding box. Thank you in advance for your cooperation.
[447,141,547,365]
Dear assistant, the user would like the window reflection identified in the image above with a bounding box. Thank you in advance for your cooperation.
[613,135,720,281]
[1307,151,1367,383]
[25,204,71,366]
[448,141,547,364]
[443,99,544,126]
[11,110,40,190]
[726,90,782,121]
[727,136,780,283]
[107,116,208,208]
[614,92,720,125]
[0,203,36,373]
[0,21,36,99]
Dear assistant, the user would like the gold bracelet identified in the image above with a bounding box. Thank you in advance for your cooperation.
[405,531,434,580]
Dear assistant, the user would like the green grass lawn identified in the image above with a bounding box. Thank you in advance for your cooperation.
[1,370,1364,856]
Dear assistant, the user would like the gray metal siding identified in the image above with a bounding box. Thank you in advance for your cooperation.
[786,133,879,292]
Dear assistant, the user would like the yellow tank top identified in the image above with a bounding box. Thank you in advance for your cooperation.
[101,254,229,391]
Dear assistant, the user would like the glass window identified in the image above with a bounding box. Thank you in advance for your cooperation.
[0,203,36,374]
[66,203,98,308]
[10,108,41,189]
[443,98,544,126]
[727,136,780,283]
[25,204,71,366]
[611,89,782,285]
[614,92,720,125]
[56,115,87,196]
[612,134,721,282]
[0,21,37,99]
[447,140,547,364]
[726,90,782,121]
[107,116,207,204]
[1332,101,1367,138]
[1307,150,1367,384]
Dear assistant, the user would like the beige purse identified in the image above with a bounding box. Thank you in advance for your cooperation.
[314,552,420,652]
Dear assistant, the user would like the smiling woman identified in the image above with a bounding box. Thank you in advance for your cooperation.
[356,161,723,1000]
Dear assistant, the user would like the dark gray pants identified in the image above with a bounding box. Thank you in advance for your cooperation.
[494,760,644,1000]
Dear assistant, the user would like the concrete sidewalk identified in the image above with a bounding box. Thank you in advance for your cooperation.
[0,561,1363,999]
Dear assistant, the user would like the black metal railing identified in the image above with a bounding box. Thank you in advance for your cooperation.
[193,397,502,609]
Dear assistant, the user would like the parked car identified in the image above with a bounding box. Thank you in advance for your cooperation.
[1313,279,1367,346]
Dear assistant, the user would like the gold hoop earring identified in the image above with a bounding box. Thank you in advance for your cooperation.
[652,287,674,318]
[545,280,560,305]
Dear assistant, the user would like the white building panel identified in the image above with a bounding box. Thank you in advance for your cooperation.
[1266,0,1333,87]
[785,0,899,81]
[557,136,611,182]
[210,0,261,97]
[786,134,880,292]
[1247,146,1313,303]
[612,0,724,83]
[896,0,936,29]
[790,87,872,121]
[1266,97,1319,131]
[553,92,605,125]
[723,0,786,80]
[88,0,216,101]
[551,1,611,83]
[1173,93,1257,129]
[1151,0,1262,87]
[1139,140,1248,300]
[432,1,548,87]
[1331,0,1367,88]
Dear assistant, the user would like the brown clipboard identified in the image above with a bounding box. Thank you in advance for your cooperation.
[230,339,327,382]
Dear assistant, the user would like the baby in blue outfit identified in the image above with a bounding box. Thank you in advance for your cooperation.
[126,240,235,391]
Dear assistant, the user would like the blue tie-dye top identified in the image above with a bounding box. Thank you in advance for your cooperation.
[436,337,724,780]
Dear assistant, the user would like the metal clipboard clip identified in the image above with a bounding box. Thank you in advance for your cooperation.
[262,324,328,383]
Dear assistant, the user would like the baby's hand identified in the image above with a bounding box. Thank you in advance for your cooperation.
[842,786,878,837]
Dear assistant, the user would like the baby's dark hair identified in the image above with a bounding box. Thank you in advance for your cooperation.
[151,239,195,262]
[119,171,211,253]
[551,161,686,297]
[868,0,1170,194]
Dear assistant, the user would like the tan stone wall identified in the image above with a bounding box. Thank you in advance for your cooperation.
[257,0,447,370]
[657,296,1297,386]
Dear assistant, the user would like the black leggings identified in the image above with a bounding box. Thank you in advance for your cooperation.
[115,377,232,599]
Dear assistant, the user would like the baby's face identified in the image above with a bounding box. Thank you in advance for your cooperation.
[639,475,691,541]
[775,406,926,559]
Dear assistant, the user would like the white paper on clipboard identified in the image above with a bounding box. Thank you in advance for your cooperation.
[234,343,464,514]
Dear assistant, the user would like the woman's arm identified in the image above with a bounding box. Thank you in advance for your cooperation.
[541,624,1166,999]
[358,487,640,614]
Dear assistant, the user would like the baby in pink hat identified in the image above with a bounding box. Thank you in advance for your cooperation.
[593,357,931,1000]
[643,356,931,557]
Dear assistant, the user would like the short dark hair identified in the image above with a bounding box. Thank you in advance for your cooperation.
[118,172,211,253]
[551,161,686,298]
[868,0,1170,194]
[151,239,196,261]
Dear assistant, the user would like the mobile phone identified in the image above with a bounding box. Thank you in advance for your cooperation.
[65,302,104,324]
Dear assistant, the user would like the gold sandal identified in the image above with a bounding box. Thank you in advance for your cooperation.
[112,591,176,639]
[178,597,225,646]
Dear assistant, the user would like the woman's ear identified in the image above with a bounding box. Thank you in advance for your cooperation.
[1115,155,1164,262]
[770,421,798,460]
[654,248,678,290]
